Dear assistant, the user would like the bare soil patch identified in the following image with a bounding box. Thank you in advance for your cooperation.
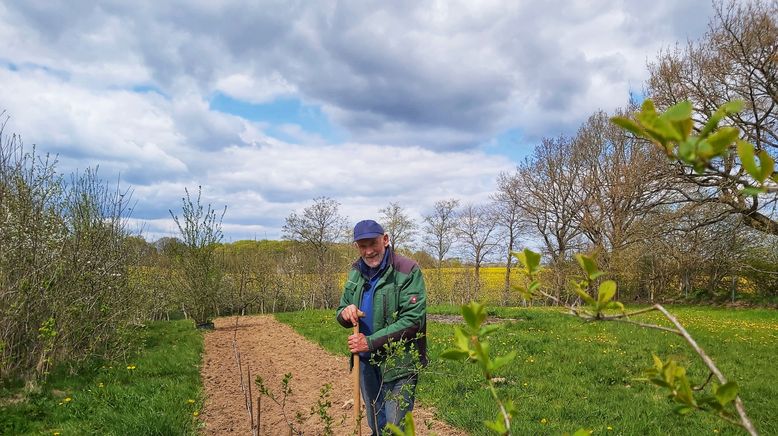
[200,315,466,435]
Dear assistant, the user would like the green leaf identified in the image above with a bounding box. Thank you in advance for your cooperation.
[673,118,694,139]
[715,381,739,406]
[737,140,762,181]
[706,127,739,155]
[697,394,720,408]
[403,411,415,435]
[440,349,470,361]
[673,405,695,415]
[575,254,602,281]
[677,377,696,406]
[483,417,507,434]
[644,129,671,152]
[384,424,403,436]
[650,377,671,388]
[518,288,533,301]
[479,324,501,337]
[652,354,664,372]
[480,341,491,361]
[758,150,775,182]
[597,281,617,305]
[740,186,766,196]
[648,117,683,142]
[695,139,713,161]
[491,351,517,372]
[661,100,693,122]
[699,114,723,138]
[385,412,416,435]
[663,360,678,385]
[462,302,486,330]
[611,116,644,137]
[454,326,469,350]
[518,248,542,275]
[721,100,745,114]
[677,138,696,162]
[574,288,596,306]
[641,99,657,114]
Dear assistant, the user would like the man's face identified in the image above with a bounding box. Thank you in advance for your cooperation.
[355,234,389,268]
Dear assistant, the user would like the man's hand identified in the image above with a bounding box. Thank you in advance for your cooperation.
[340,304,361,326]
[348,333,369,353]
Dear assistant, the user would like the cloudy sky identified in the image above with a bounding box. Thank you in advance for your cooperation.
[0,0,714,242]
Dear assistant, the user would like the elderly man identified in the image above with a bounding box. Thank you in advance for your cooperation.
[336,219,427,435]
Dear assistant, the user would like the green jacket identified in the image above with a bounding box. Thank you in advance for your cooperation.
[336,249,427,381]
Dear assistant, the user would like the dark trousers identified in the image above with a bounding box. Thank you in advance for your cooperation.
[360,361,417,435]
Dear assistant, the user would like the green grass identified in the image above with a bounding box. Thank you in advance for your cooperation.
[275,305,778,435]
[0,320,204,435]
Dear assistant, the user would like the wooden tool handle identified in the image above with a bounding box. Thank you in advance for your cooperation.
[353,309,365,435]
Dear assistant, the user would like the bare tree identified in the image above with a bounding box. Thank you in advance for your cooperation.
[646,0,778,235]
[422,199,460,268]
[282,196,348,308]
[574,109,677,287]
[456,203,500,302]
[378,202,417,252]
[493,173,527,305]
[509,136,586,303]
[422,199,460,303]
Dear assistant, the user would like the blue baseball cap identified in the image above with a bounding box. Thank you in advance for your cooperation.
[353,219,385,241]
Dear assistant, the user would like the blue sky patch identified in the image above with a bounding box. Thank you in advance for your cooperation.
[131,84,168,98]
[482,128,534,164]
[209,93,346,144]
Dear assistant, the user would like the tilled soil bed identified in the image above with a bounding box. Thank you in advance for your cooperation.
[200,315,465,435]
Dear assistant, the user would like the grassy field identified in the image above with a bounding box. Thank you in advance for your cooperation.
[275,305,778,435]
[0,320,203,435]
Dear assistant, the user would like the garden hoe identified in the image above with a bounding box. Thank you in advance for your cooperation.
[353,310,365,436]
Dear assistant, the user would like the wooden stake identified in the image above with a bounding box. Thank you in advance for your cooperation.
[248,364,256,436]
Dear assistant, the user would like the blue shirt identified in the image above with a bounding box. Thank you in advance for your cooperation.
[357,249,390,359]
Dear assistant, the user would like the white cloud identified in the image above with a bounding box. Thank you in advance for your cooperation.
[0,69,187,179]
[215,72,297,104]
[0,0,718,241]
[130,140,515,241]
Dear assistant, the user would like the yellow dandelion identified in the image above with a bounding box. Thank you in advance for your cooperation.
[98,382,104,388]
[63,397,72,403]
[127,364,136,370]
[187,399,195,404]
[540,418,548,424]
[53,432,61,436]
[193,411,200,417]
[607,425,613,431]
